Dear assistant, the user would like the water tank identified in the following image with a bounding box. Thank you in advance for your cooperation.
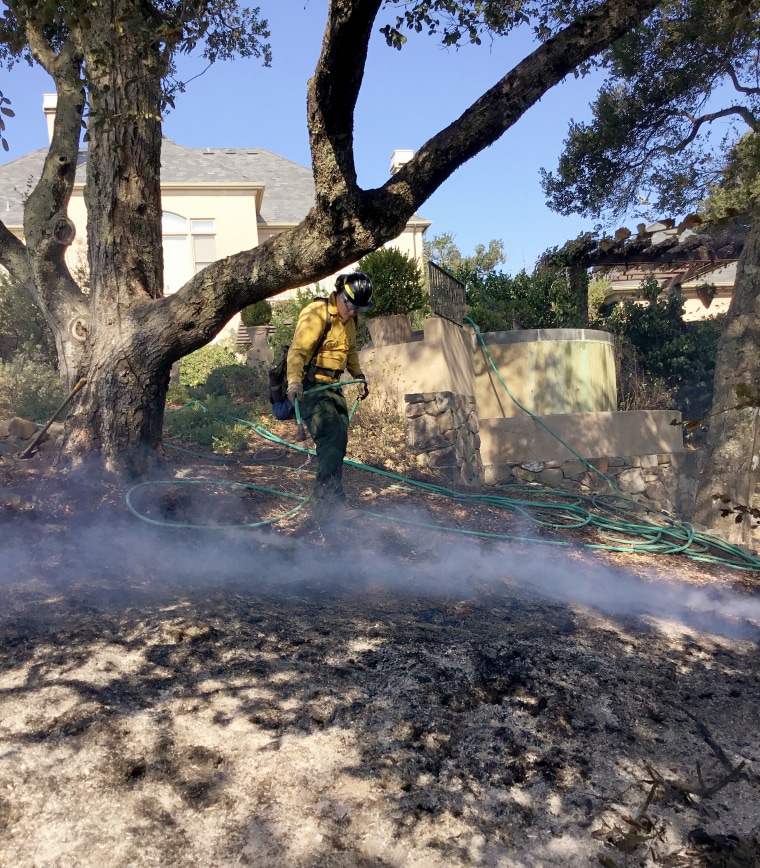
[473,328,617,419]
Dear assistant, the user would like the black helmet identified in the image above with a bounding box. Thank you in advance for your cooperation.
[336,272,374,313]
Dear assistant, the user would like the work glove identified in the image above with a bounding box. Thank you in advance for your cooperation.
[287,381,303,405]
[357,376,369,401]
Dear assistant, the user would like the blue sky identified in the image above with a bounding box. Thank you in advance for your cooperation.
[1,1,609,275]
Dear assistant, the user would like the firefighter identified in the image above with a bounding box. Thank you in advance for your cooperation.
[286,272,374,519]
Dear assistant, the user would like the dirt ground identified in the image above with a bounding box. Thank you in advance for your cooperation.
[0,437,759,868]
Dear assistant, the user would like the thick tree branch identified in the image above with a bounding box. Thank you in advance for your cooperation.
[307,0,382,196]
[367,0,662,225]
[23,31,84,253]
[664,105,760,155]
[0,220,32,283]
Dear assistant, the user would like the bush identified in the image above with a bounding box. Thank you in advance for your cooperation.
[166,381,192,407]
[0,274,57,366]
[613,335,676,412]
[269,286,322,351]
[345,383,414,474]
[466,268,579,332]
[179,344,240,388]
[0,355,65,421]
[240,299,272,326]
[596,276,726,441]
[199,363,268,402]
[163,395,253,453]
[359,248,429,319]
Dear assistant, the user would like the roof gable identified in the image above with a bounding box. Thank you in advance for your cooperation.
[0,138,316,229]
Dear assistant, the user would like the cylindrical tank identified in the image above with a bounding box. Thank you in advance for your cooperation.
[473,328,617,419]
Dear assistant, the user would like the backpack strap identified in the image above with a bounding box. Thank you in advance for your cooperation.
[304,298,332,378]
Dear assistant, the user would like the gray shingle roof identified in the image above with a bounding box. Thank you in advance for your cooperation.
[0,138,315,229]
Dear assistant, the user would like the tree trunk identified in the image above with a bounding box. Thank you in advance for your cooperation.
[64,336,171,477]
[569,265,589,325]
[58,0,170,476]
[693,214,760,545]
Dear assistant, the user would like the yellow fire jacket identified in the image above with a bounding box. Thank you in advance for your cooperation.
[287,292,364,385]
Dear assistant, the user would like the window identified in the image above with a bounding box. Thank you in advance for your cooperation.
[161,213,217,292]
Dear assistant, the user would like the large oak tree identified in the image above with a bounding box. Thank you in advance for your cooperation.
[0,0,661,477]
[541,0,760,544]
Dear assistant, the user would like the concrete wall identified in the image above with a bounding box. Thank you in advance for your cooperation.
[360,317,476,412]
[479,410,684,474]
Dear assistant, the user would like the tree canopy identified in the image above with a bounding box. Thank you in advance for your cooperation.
[540,0,760,222]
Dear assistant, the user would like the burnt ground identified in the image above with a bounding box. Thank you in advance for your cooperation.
[0,441,759,868]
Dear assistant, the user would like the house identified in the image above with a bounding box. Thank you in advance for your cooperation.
[541,218,744,322]
[599,261,736,321]
[1,94,431,339]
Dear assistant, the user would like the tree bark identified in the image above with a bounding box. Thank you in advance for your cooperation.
[693,213,760,545]
[569,265,589,324]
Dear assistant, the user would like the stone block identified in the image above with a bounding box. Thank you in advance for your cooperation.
[404,402,426,418]
[645,479,669,504]
[561,459,587,478]
[8,417,38,439]
[538,468,565,488]
[617,467,647,494]
[512,466,538,483]
[437,411,454,433]
[407,414,450,452]
[427,446,458,468]
[434,392,452,413]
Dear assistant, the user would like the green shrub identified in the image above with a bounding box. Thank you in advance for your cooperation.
[166,381,192,406]
[179,344,239,388]
[466,268,580,332]
[596,276,726,440]
[199,363,268,402]
[0,274,57,366]
[163,395,253,452]
[240,299,273,326]
[0,355,65,421]
[359,248,429,319]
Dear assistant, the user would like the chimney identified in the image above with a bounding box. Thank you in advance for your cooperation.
[43,93,57,144]
[390,149,414,175]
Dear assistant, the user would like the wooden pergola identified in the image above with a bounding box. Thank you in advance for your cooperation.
[539,217,748,321]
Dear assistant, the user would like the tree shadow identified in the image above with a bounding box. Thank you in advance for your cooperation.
[0,514,759,866]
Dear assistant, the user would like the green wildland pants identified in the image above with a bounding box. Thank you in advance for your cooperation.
[300,386,350,499]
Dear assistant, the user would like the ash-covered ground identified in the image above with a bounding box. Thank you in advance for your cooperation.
[0,453,759,867]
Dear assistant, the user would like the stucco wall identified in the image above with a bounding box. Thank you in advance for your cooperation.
[474,329,617,419]
[479,410,684,470]
[362,318,685,491]
[359,317,475,412]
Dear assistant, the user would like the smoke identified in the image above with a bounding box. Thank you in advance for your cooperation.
[1,496,759,642]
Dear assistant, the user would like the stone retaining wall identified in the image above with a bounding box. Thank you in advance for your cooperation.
[404,392,484,488]
[496,451,704,518]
